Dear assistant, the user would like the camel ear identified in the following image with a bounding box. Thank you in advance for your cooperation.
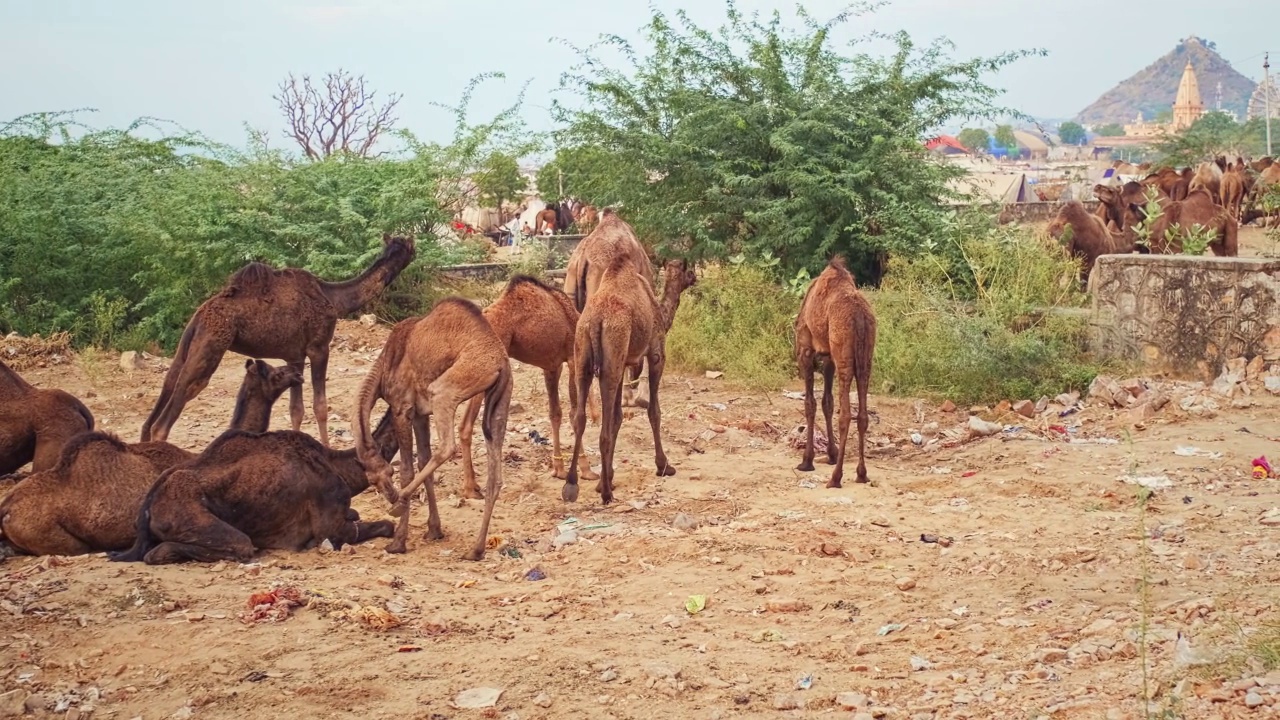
[244,358,255,372]
[382,233,392,244]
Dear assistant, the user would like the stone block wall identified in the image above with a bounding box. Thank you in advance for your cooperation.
[1089,254,1280,377]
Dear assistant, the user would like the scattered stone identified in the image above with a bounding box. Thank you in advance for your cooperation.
[967,416,1001,437]
[895,577,917,591]
[359,314,377,327]
[672,513,700,531]
[1260,509,1280,527]
[910,655,932,671]
[0,690,27,718]
[1013,400,1036,418]
[455,687,504,709]
[836,692,868,710]
[1088,375,1131,407]
[1080,618,1116,636]
[599,669,618,682]
[1182,554,1206,571]
[119,351,143,371]
[1034,396,1049,414]
[532,692,553,708]
[552,529,579,547]
[1055,391,1080,406]
[705,370,724,379]
[1266,376,1280,395]
[940,400,956,413]
[1246,690,1265,708]
[773,694,803,710]
[209,662,229,675]
[1037,648,1068,663]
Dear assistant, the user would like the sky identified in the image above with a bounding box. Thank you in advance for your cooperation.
[2,0,1276,151]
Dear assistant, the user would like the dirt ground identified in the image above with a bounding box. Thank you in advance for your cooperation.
[4,232,1280,720]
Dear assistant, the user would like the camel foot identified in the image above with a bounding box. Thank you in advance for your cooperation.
[825,454,838,465]
[796,461,815,472]
[656,463,676,477]
[385,539,407,554]
[856,474,870,484]
[826,479,843,489]
[561,483,579,502]
[459,485,485,501]
[463,546,485,562]
[424,526,444,541]
[599,489,614,505]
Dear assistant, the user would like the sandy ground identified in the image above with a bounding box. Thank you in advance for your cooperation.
[4,236,1280,720]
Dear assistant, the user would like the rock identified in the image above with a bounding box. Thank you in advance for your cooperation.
[552,529,579,547]
[994,400,1011,415]
[773,694,803,710]
[171,708,193,720]
[705,370,724,379]
[1182,554,1205,571]
[645,663,681,680]
[119,351,143,371]
[1120,378,1147,397]
[672,513,700,531]
[24,695,48,714]
[209,662,229,675]
[940,400,956,413]
[359,314,377,327]
[1037,648,1068,663]
[455,687,504,709]
[1013,400,1035,418]
[0,690,27,718]
[1246,690,1265,708]
[1081,618,1116,636]
[921,421,940,437]
[967,416,1001,437]
[600,669,618,682]
[895,576,916,591]
[1088,375,1130,407]
[836,692,869,710]
[1055,391,1080,406]
[1266,376,1280,395]
[1260,509,1280,527]
[1034,396,1049,414]
[533,692,553,708]
[910,655,932,671]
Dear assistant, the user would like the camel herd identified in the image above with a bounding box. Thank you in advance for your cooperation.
[0,208,878,566]
[1050,155,1279,283]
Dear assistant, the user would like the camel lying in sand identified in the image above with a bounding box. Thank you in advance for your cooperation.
[1,359,95,476]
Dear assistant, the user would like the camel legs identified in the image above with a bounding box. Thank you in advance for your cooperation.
[796,350,818,473]
[465,374,511,561]
[147,343,228,444]
[829,367,854,489]
[385,410,430,555]
[457,394,484,498]
[141,510,257,565]
[562,359,593,503]
[309,350,331,447]
[561,362,597,481]
[645,354,676,478]
[820,358,838,465]
[595,368,624,505]
[287,360,306,433]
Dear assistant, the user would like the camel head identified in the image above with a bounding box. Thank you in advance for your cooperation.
[242,358,302,399]
[662,258,697,295]
[381,232,417,255]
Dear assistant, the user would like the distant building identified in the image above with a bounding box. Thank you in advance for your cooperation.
[1123,111,1165,138]
[1248,76,1279,120]
[1171,61,1206,130]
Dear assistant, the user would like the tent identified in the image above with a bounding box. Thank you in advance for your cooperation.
[924,135,970,155]
[945,172,1029,205]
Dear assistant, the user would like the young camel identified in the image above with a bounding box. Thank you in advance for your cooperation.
[457,276,597,494]
[562,257,697,505]
[353,298,512,560]
[0,359,301,557]
[793,257,878,488]
[1,359,95,475]
[141,233,416,447]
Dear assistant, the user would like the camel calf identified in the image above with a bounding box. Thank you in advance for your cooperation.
[353,298,512,560]
[794,258,877,488]
[0,359,301,557]
[563,257,697,505]
[1,359,94,475]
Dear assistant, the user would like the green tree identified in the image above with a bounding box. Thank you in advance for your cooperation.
[1095,123,1125,137]
[994,124,1018,153]
[473,151,526,216]
[534,145,638,202]
[1155,112,1265,165]
[551,2,1040,279]
[957,128,991,153]
[1058,121,1086,145]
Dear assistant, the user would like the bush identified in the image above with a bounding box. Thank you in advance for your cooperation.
[665,213,1109,404]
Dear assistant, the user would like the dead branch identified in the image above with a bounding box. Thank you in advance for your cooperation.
[273,69,401,159]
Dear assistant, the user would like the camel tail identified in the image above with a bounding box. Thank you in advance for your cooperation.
[851,306,877,406]
[69,394,95,431]
[141,311,202,440]
[574,259,589,313]
[481,362,513,443]
[589,317,605,380]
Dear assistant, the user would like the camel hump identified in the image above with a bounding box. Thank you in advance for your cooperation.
[53,430,127,470]
[222,262,278,299]
[504,274,555,295]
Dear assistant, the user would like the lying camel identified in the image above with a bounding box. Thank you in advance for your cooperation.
[793,257,877,487]
[1047,201,1137,284]
[353,298,512,559]
[0,360,301,557]
[141,233,416,447]
[1,359,94,475]
[562,257,697,505]
[458,276,596,491]
[108,429,397,565]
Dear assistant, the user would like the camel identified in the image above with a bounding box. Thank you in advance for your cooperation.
[563,208,655,409]
[1141,167,1191,201]
[1094,182,1150,231]
[353,298,512,560]
[1221,159,1248,222]
[1188,157,1226,204]
[457,275,596,493]
[1127,188,1239,256]
[107,429,397,565]
[140,233,416,447]
[574,204,600,234]
[793,257,877,488]
[562,257,697,505]
[1047,201,1137,284]
[1,359,94,475]
[0,359,300,557]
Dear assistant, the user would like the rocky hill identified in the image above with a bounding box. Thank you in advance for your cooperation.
[1076,36,1257,126]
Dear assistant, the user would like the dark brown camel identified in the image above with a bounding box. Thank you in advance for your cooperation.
[1131,189,1239,256]
[1221,159,1248,222]
[458,276,596,493]
[793,257,877,488]
[353,299,512,559]
[0,359,300,557]
[1047,201,1137,285]
[562,257,697,505]
[1,359,94,475]
[140,234,414,447]
[107,428,397,565]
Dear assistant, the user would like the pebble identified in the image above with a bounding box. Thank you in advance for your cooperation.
[895,577,916,591]
[910,656,932,671]
[836,692,868,710]
[599,669,618,682]
[968,416,1001,437]
[672,513,700,531]
[1246,690,1265,708]
[209,662,229,675]
[1037,648,1068,663]
[533,692,553,708]
[552,530,578,548]
[773,694,803,710]
[1182,554,1206,570]
[1081,618,1116,636]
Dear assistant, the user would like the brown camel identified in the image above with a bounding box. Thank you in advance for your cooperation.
[107,429,397,565]
[1128,188,1239,256]
[1188,158,1226,204]
[0,359,300,557]
[793,257,877,488]
[353,298,512,560]
[534,207,558,235]
[1141,167,1191,201]
[574,204,600,234]
[562,257,697,505]
[563,208,655,409]
[1,359,94,476]
[1221,159,1248,222]
[1094,182,1150,231]
[457,276,596,493]
[1047,201,1137,284]
[140,233,416,447]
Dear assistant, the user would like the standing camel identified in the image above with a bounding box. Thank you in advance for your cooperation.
[353,299,512,559]
[794,257,877,488]
[141,233,415,447]
[457,275,596,493]
[1,359,95,475]
[562,257,697,505]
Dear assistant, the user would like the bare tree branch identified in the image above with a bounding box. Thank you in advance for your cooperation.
[272,69,401,159]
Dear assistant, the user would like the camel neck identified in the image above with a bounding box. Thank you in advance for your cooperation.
[320,249,408,316]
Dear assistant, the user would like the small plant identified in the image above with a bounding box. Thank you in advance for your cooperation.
[1174,222,1214,256]
[1131,185,1165,251]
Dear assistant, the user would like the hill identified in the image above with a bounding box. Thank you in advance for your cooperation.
[1075,37,1256,126]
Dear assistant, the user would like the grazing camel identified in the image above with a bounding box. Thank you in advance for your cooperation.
[457,275,596,492]
[1,359,94,475]
[562,257,697,505]
[108,428,397,565]
[353,299,512,560]
[1047,201,1138,284]
[793,257,877,488]
[140,233,416,447]
[1133,189,1239,256]
[563,208,655,408]
[0,359,300,557]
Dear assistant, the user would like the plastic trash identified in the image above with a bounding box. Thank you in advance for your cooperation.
[1253,456,1273,480]
[876,623,905,636]
[685,595,707,614]
[795,674,813,690]
[524,568,546,581]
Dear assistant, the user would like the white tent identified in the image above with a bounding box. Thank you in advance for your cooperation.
[945,172,1029,205]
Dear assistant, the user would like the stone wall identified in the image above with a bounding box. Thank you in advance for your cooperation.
[1089,254,1280,378]
[991,201,1101,225]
